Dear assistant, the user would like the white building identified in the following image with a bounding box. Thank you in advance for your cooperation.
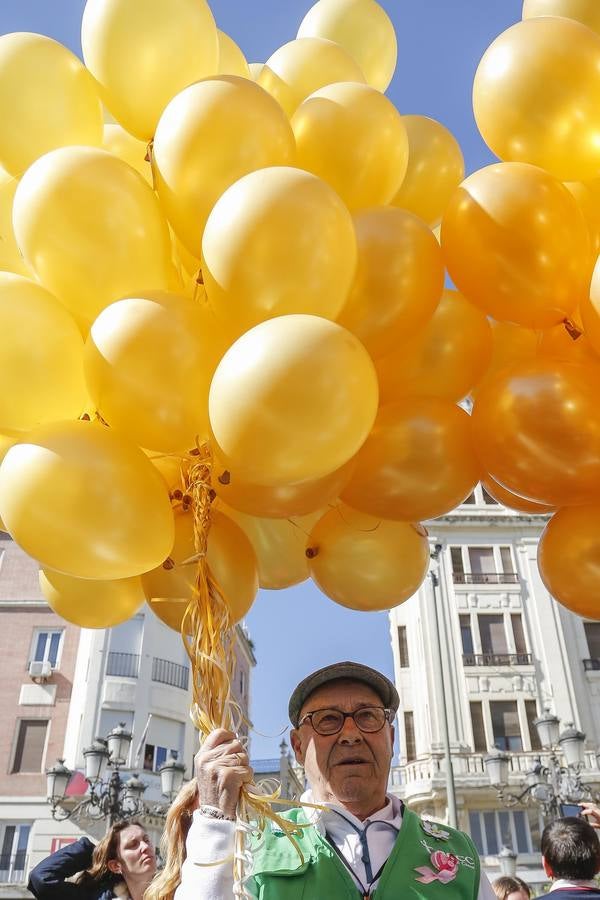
[388,483,600,891]
[0,533,255,898]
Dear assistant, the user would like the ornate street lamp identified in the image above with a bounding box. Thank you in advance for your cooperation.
[484,749,510,788]
[498,846,518,878]
[46,724,185,829]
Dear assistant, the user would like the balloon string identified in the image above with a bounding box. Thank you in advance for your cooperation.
[178,441,309,893]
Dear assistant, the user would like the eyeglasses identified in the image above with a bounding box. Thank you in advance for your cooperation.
[298,706,393,736]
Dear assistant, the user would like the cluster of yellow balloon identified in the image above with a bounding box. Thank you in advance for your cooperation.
[442,0,600,621]
[0,0,469,638]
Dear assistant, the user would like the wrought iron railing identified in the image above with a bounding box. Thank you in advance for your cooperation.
[583,658,600,671]
[463,652,532,667]
[151,657,189,691]
[106,652,140,678]
[0,851,28,883]
[452,572,519,584]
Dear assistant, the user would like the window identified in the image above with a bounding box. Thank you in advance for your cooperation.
[525,700,542,752]
[584,622,600,660]
[481,486,498,505]
[511,615,528,656]
[30,630,63,669]
[468,810,532,855]
[460,616,474,655]
[500,546,514,574]
[450,547,464,575]
[12,720,48,773]
[479,616,508,655]
[463,492,476,504]
[470,702,487,752]
[143,743,178,772]
[490,701,522,751]
[469,547,495,575]
[398,626,410,668]
[143,716,184,772]
[404,711,416,762]
[0,824,30,882]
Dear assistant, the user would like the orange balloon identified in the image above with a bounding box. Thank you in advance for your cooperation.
[523,0,600,37]
[564,180,600,259]
[142,510,258,629]
[391,115,464,227]
[481,476,555,515]
[212,453,354,518]
[538,506,600,619]
[472,358,600,506]
[537,316,598,366]
[307,505,429,611]
[472,320,538,398]
[337,207,444,360]
[341,399,480,521]
[441,163,591,328]
[376,289,492,404]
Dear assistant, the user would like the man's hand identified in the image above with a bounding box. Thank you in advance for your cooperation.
[580,801,600,830]
[194,729,253,820]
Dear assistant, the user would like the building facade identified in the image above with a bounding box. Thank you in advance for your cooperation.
[0,532,255,898]
[389,483,600,891]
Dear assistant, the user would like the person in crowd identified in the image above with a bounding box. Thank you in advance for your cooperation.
[533,815,600,897]
[171,660,497,898]
[492,874,531,899]
[27,819,156,900]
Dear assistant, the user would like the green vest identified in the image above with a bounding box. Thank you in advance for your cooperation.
[249,806,480,899]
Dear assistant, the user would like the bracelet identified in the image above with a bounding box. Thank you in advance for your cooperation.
[199,804,235,822]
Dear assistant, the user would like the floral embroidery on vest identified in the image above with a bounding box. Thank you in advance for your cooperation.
[414,850,460,885]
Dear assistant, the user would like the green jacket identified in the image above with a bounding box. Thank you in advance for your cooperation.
[250,806,480,899]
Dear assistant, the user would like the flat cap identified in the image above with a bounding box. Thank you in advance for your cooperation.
[288,661,400,727]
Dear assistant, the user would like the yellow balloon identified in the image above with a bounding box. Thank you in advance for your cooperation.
[212,454,355,519]
[102,123,152,185]
[209,315,379,486]
[81,0,219,140]
[337,207,443,360]
[0,273,87,432]
[307,505,429,612]
[441,163,590,328]
[217,30,250,78]
[341,399,481,521]
[153,77,295,258]
[0,420,174,579]
[13,146,173,329]
[297,0,397,92]
[523,0,600,37]
[291,82,408,210]
[538,506,600,619]
[218,503,323,590]
[85,291,221,452]
[376,289,493,404]
[0,32,102,176]
[249,62,264,81]
[473,17,600,181]
[391,115,465,227]
[0,170,31,276]
[258,37,365,118]
[202,167,357,336]
[40,569,144,628]
[142,510,258,629]
[564,180,600,259]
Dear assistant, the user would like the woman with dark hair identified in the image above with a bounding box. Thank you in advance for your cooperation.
[27,820,156,900]
[492,874,532,900]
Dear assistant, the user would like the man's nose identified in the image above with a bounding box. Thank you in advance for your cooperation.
[337,715,363,742]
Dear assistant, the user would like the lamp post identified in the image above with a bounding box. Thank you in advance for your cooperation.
[484,713,595,820]
[46,723,186,830]
[497,845,518,877]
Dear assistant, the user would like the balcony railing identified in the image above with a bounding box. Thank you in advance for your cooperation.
[463,652,532,667]
[152,657,189,691]
[0,851,28,883]
[106,651,140,678]
[452,571,519,584]
[584,658,600,671]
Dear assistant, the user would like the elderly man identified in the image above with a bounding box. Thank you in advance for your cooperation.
[176,661,496,898]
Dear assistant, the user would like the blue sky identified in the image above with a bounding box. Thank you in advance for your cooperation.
[0,0,524,757]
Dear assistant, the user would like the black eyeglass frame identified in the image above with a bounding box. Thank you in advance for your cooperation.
[297,705,394,735]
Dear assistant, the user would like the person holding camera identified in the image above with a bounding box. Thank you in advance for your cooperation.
[533,815,600,898]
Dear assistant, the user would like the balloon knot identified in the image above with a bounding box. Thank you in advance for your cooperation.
[208,488,216,502]
[171,489,183,502]
[563,318,582,340]
[144,139,154,164]
[162,556,175,570]
[182,494,192,511]
[195,269,204,285]
[305,546,319,559]
[218,470,231,485]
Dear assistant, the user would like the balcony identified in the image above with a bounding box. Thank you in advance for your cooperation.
[106,651,140,678]
[152,657,189,691]
[0,851,28,884]
[584,658,600,671]
[452,572,519,585]
[463,653,532,667]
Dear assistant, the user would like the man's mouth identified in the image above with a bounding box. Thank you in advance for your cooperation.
[334,757,371,767]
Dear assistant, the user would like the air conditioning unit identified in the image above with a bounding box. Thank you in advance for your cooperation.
[29,660,52,682]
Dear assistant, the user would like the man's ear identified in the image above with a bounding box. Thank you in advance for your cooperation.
[542,856,553,879]
[290,728,305,764]
[107,860,121,875]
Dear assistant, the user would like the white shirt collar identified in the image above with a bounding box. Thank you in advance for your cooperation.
[550,879,600,890]
[299,788,403,836]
